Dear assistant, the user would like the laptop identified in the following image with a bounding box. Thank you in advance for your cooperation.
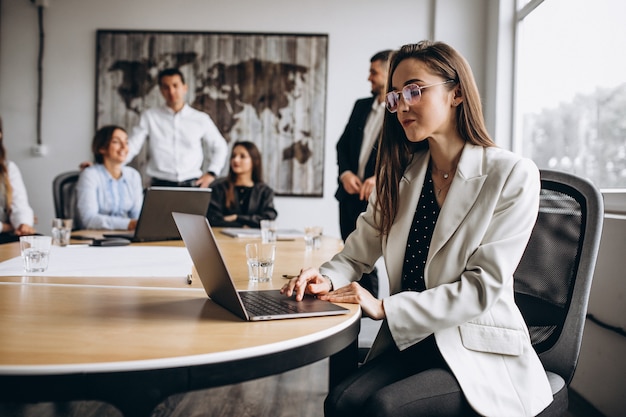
[172,212,350,321]
[104,187,212,242]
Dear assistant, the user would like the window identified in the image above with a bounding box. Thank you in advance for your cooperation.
[514,0,626,190]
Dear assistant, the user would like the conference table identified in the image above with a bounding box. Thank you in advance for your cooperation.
[0,230,361,416]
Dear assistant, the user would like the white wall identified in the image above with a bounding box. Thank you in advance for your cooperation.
[571,215,626,417]
[0,0,488,239]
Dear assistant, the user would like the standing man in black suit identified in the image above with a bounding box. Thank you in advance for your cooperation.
[334,50,392,298]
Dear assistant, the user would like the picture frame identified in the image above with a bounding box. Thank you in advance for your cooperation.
[96,30,328,196]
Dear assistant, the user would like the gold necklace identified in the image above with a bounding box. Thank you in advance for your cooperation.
[431,162,456,197]
[433,179,452,196]
[431,163,454,180]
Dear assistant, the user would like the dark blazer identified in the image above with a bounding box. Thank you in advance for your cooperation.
[334,96,379,203]
[206,177,277,228]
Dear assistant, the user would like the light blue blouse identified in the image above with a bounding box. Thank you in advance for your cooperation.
[76,164,144,230]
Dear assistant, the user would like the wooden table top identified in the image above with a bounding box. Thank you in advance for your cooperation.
[0,230,359,374]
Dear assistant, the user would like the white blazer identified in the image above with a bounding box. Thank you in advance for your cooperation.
[320,143,553,416]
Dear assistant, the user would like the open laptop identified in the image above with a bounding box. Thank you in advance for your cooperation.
[104,187,212,242]
[172,212,349,321]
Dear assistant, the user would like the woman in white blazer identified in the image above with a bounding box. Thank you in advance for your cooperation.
[282,41,553,417]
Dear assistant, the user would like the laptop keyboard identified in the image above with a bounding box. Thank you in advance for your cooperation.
[239,291,301,316]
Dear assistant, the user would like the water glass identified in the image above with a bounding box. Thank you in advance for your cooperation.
[260,219,277,243]
[304,226,323,250]
[20,235,52,273]
[245,242,276,282]
[51,218,73,247]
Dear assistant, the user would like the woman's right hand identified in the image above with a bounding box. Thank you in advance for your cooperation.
[280,267,332,301]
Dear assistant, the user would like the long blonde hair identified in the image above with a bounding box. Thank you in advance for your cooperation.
[374,41,495,235]
[0,116,12,214]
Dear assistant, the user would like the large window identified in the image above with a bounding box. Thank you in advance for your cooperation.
[514,0,626,190]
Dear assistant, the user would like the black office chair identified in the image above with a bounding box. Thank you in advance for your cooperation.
[52,170,80,227]
[358,169,605,416]
[514,169,603,416]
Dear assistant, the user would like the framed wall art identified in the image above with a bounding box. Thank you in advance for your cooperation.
[96,30,328,196]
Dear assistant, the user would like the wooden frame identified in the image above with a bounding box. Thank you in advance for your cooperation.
[96,30,328,196]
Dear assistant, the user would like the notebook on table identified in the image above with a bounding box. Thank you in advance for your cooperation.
[104,187,212,242]
[172,212,349,321]
[220,227,304,240]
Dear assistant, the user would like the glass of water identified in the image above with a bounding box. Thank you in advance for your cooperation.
[245,242,276,282]
[19,235,52,273]
[260,219,277,243]
[51,218,73,246]
[304,226,323,250]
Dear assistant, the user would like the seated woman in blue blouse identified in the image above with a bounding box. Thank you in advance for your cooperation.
[207,141,277,228]
[76,125,144,230]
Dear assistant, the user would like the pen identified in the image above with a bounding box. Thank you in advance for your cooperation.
[282,274,297,279]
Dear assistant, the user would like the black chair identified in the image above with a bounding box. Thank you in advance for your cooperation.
[52,171,80,227]
[514,169,604,416]
[358,169,605,416]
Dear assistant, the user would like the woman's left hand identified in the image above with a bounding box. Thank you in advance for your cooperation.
[320,282,385,320]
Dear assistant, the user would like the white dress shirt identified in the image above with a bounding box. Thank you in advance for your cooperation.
[357,100,385,180]
[127,104,228,182]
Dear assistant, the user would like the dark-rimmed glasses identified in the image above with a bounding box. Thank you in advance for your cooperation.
[385,80,455,113]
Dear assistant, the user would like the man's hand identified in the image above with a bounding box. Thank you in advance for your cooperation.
[195,173,215,188]
[340,171,362,195]
[359,176,376,201]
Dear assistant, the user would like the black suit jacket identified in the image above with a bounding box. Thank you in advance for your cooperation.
[335,96,379,203]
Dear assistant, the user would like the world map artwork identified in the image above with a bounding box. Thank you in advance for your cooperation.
[96,31,328,196]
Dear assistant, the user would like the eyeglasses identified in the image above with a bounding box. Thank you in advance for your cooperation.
[385,80,455,113]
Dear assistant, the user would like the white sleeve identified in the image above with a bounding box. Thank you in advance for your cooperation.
[7,161,35,228]
[126,111,150,163]
[202,115,228,175]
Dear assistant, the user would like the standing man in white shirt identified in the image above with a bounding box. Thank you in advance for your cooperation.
[127,68,228,188]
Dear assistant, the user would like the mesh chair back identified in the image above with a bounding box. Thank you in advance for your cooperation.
[52,171,80,226]
[514,169,603,385]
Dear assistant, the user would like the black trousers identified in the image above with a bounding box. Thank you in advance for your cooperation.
[324,335,476,417]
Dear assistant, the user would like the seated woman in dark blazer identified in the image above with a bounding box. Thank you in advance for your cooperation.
[207,141,277,228]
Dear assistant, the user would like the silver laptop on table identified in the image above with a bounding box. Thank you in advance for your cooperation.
[104,187,212,242]
[172,212,349,321]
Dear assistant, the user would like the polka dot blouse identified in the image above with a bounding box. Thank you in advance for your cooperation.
[401,169,440,292]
